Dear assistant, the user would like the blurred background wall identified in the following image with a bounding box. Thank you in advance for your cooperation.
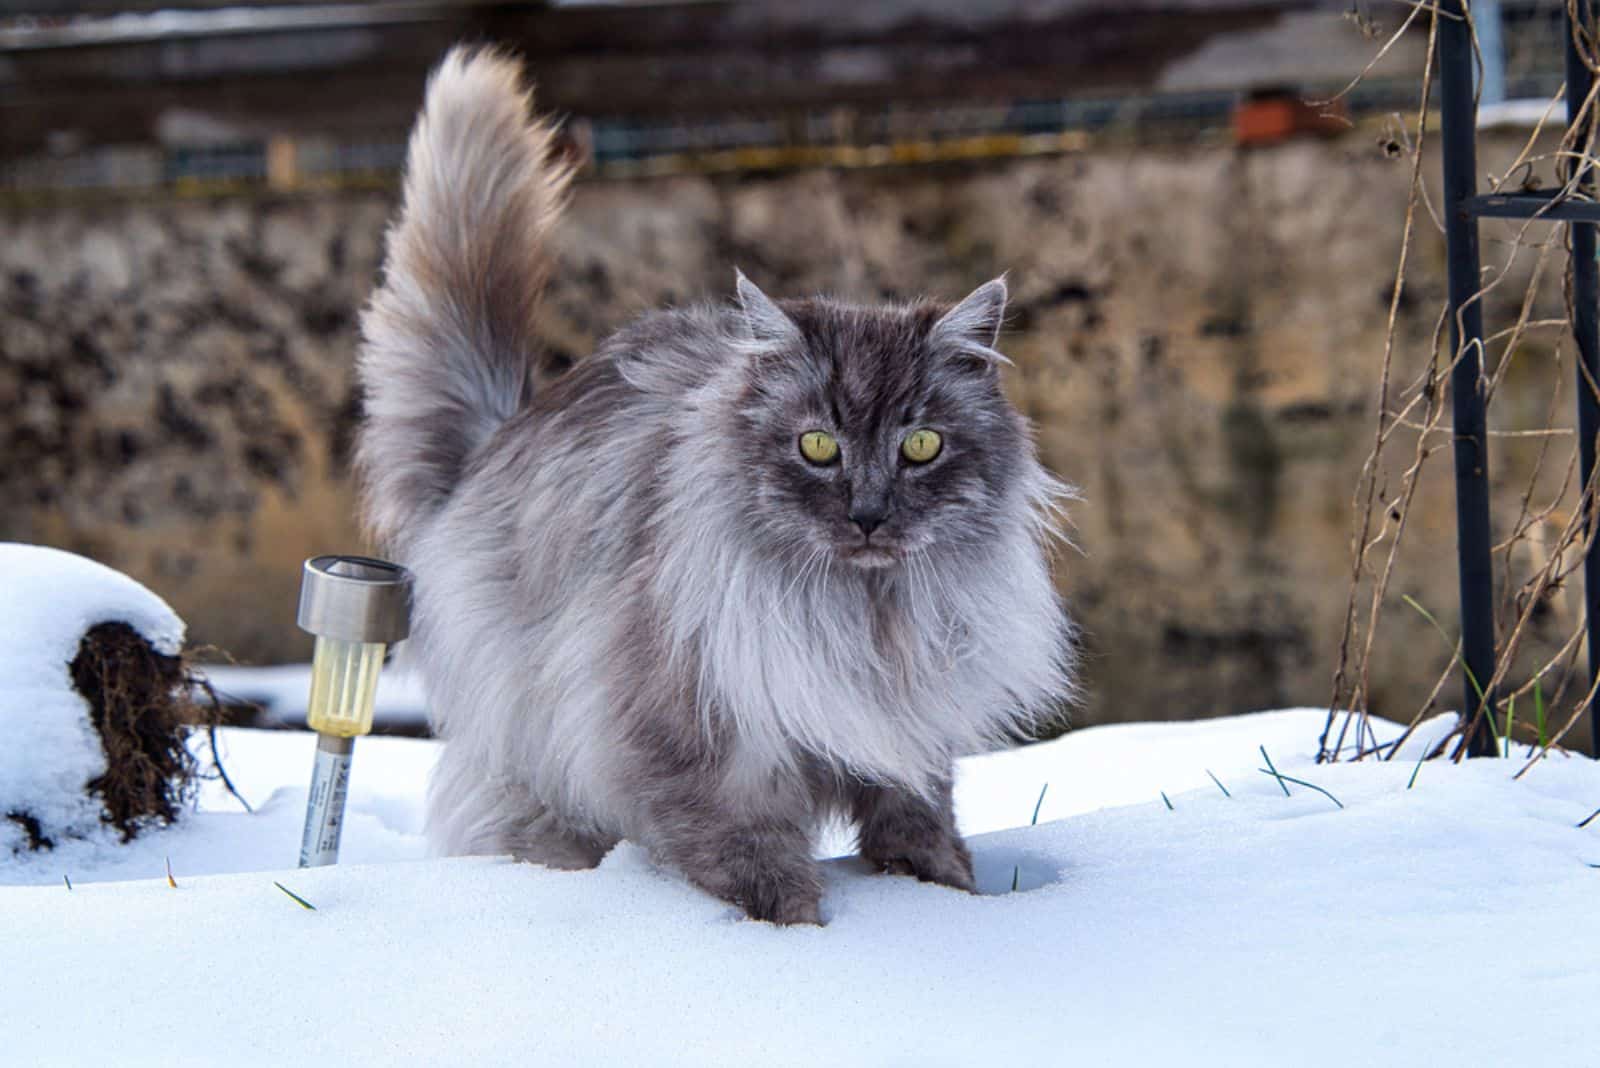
[0,0,1585,733]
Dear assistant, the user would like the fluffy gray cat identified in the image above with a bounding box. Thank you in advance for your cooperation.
[357,46,1076,924]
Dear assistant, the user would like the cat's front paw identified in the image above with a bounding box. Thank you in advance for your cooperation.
[736,873,823,926]
[865,841,976,893]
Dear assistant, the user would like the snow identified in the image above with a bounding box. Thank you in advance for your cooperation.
[1478,97,1567,129]
[0,543,185,852]
[4,705,1599,1065]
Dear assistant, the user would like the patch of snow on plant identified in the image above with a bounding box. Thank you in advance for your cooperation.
[0,543,185,852]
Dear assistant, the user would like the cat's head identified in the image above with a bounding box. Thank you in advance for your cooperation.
[729,272,1034,571]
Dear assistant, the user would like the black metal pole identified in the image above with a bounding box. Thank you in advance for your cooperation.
[1566,0,1600,754]
[1439,0,1499,757]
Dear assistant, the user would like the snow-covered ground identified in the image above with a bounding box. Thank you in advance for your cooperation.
[6,706,1599,1066]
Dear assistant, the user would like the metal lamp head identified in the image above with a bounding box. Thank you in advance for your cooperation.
[297,555,411,645]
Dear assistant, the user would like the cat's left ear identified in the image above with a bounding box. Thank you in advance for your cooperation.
[734,269,801,345]
[930,277,1011,366]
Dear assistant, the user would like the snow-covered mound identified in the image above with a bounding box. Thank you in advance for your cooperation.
[0,543,185,852]
[3,708,1599,1065]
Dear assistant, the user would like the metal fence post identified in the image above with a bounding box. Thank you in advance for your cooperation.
[1439,0,1500,757]
[1565,0,1600,754]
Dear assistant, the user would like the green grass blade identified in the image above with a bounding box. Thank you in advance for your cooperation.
[1259,746,1291,797]
[1401,595,1485,700]
[1012,783,1051,893]
[273,881,318,911]
[1401,597,1497,738]
[1400,594,1499,744]
[1029,783,1049,826]
[1160,791,1174,811]
[1257,769,1344,809]
[1536,678,1548,750]
[1205,769,1232,797]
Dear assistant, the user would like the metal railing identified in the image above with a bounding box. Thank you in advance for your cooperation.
[1438,0,1600,755]
[0,79,1435,200]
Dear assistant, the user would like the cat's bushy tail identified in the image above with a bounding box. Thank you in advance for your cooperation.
[357,46,570,548]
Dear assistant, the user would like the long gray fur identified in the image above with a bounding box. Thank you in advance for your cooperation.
[357,46,1077,924]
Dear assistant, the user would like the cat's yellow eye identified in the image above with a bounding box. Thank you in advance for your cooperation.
[799,430,839,465]
[901,428,943,464]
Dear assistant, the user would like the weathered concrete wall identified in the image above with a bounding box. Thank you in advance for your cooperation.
[0,133,1575,730]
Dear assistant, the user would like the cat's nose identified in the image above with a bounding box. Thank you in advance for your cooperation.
[849,501,889,537]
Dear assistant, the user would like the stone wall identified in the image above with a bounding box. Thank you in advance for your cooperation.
[0,132,1577,732]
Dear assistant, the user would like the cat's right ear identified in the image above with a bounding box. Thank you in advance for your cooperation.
[734,269,801,345]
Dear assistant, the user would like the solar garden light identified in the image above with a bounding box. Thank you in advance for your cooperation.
[295,555,412,868]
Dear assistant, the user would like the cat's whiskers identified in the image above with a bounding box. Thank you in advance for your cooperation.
[763,545,826,626]
[906,552,962,669]
[912,544,955,613]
